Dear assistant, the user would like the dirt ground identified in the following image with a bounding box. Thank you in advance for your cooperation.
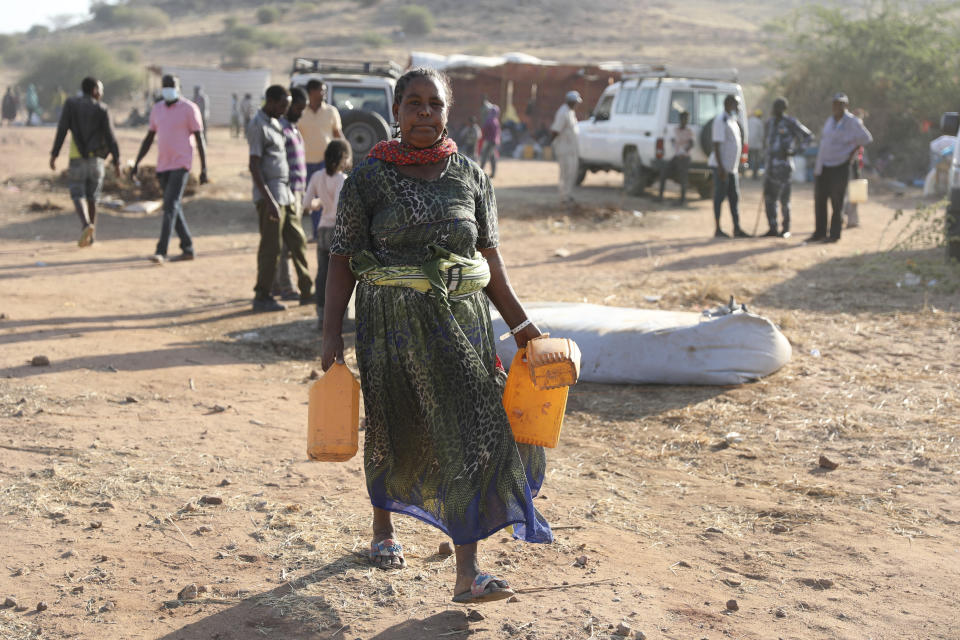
[1,126,958,640]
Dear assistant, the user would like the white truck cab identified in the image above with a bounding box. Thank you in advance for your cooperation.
[577,68,748,197]
[290,58,402,158]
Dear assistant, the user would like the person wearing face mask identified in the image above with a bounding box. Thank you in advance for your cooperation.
[133,74,208,264]
[321,68,551,604]
[248,85,313,312]
[271,87,312,301]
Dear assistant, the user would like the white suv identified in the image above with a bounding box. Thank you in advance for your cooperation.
[290,59,402,158]
[577,70,748,197]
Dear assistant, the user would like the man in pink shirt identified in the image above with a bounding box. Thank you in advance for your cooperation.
[133,74,208,263]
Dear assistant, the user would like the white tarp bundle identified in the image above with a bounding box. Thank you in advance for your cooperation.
[490,302,791,385]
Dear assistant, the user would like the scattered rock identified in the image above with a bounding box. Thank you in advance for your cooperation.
[801,577,834,590]
[675,560,692,568]
[181,502,198,513]
[722,578,742,587]
[466,609,485,622]
[635,632,646,640]
[30,355,50,367]
[309,369,321,380]
[199,495,223,506]
[614,621,632,636]
[60,549,76,559]
[705,527,723,534]
[726,599,739,611]
[36,601,48,612]
[197,585,211,594]
[162,600,182,609]
[215,551,229,559]
[3,596,16,608]
[218,479,232,487]
[193,526,213,535]
[574,555,588,568]
[772,523,789,534]
[775,607,786,618]
[99,601,116,613]
[92,501,114,510]
[177,584,199,601]
[89,521,103,530]
[70,586,84,595]
[238,554,259,563]
[11,568,24,577]
[438,541,454,556]
[554,247,571,258]
[507,595,519,603]
[818,455,839,470]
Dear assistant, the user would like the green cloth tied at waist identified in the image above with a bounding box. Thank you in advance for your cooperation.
[350,244,490,307]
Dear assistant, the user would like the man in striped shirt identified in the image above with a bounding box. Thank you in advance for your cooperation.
[272,88,311,300]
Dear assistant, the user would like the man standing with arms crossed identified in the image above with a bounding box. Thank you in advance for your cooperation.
[298,79,342,240]
[761,97,812,238]
[549,90,581,203]
[809,93,872,243]
[50,77,120,248]
[248,85,313,313]
[133,74,208,263]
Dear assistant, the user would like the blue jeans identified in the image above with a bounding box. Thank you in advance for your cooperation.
[155,168,193,257]
[712,167,741,229]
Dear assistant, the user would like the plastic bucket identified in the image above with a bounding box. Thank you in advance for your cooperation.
[848,178,868,203]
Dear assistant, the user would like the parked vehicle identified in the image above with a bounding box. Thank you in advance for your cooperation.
[290,58,402,158]
[576,68,748,197]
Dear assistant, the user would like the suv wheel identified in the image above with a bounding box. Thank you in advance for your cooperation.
[623,149,646,196]
[696,175,713,199]
[341,110,391,159]
[575,161,587,185]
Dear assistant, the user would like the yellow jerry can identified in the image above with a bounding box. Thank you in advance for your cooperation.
[502,348,569,448]
[525,335,581,390]
[307,363,360,462]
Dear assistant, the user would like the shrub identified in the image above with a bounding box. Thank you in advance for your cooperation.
[356,0,379,7]
[362,31,389,48]
[20,40,139,108]
[223,38,257,67]
[256,6,279,24]
[90,3,170,30]
[228,24,256,40]
[399,5,433,36]
[27,25,51,38]
[0,34,13,55]
[223,16,238,30]
[117,47,140,63]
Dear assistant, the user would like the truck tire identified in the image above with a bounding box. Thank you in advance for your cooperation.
[623,149,646,196]
[340,109,391,159]
[576,161,587,185]
[696,175,713,199]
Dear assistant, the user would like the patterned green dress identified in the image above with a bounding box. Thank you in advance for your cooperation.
[330,153,552,545]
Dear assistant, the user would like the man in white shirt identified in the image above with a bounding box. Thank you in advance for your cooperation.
[809,93,872,243]
[299,79,343,239]
[708,94,749,238]
[549,90,581,202]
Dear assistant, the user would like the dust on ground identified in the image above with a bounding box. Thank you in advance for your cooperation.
[1,126,959,640]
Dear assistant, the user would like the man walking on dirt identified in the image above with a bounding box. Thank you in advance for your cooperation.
[809,93,872,243]
[133,74,208,264]
[709,94,749,238]
[299,79,342,239]
[550,90,581,203]
[761,97,812,238]
[247,85,313,313]
[50,77,120,248]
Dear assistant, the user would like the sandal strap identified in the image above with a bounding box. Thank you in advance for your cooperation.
[369,538,403,557]
[471,573,508,596]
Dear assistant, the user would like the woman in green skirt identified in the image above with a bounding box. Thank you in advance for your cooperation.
[320,68,552,604]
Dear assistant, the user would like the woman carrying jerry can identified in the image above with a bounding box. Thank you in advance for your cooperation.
[319,68,551,604]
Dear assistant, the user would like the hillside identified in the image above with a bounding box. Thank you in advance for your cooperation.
[3,0,823,98]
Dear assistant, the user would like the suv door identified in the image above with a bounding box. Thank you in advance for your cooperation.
[578,92,615,164]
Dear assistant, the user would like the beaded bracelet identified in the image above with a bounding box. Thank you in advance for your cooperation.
[498,318,532,342]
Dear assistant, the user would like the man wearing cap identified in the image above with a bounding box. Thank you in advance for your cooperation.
[550,90,582,202]
[761,97,812,238]
[810,93,872,243]
[708,94,749,238]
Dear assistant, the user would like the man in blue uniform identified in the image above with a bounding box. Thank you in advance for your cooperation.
[762,97,812,238]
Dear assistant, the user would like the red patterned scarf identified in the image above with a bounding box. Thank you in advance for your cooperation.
[368,138,458,165]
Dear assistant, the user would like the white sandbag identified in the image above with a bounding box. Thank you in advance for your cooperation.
[491,302,791,385]
[123,200,162,214]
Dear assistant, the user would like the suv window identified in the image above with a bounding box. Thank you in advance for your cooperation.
[668,90,694,124]
[696,92,725,126]
[330,86,390,120]
[593,94,614,121]
[635,87,658,115]
[615,87,637,114]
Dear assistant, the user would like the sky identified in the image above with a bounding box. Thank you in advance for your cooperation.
[2,0,91,35]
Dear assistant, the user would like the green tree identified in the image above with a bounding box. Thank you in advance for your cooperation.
[257,6,279,24]
[767,1,960,179]
[20,40,140,109]
[399,5,433,36]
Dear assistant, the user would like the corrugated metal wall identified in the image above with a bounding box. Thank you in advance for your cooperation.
[162,67,271,126]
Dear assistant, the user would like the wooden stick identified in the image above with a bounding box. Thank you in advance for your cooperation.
[165,516,194,549]
[551,525,585,530]
[515,578,615,594]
